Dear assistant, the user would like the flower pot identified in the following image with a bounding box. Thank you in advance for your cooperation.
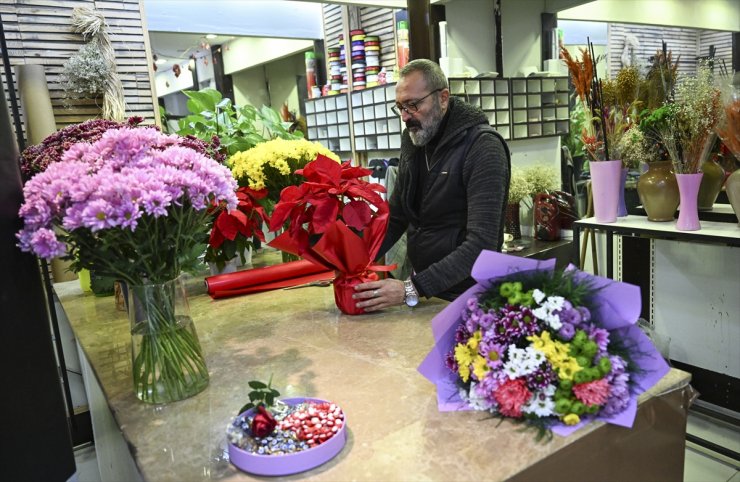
[333,272,379,315]
[697,157,725,211]
[675,173,703,231]
[589,160,622,223]
[617,167,628,217]
[637,161,679,222]
[236,246,253,267]
[534,193,561,241]
[209,257,238,276]
[128,277,209,403]
[725,169,740,226]
[504,203,522,240]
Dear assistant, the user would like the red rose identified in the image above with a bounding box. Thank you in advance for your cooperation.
[251,405,277,438]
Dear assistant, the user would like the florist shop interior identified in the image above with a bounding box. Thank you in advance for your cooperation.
[1,0,738,481]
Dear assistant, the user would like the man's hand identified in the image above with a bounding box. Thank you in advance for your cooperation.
[352,278,405,312]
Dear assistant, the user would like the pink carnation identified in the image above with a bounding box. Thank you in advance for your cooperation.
[573,378,610,406]
[493,378,532,418]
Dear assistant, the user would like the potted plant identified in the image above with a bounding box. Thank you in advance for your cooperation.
[204,187,269,275]
[267,155,389,315]
[505,168,532,240]
[655,65,722,230]
[523,164,561,241]
[177,88,302,157]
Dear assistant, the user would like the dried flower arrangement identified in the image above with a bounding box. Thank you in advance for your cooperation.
[616,125,651,169]
[657,64,722,173]
[639,44,679,111]
[60,43,109,102]
[62,7,125,120]
[523,164,560,196]
[507,168,533,204]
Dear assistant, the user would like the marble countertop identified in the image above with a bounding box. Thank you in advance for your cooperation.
[55,257,691,481]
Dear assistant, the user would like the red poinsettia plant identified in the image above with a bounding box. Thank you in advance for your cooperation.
[205,187,269,271]
[268,154,393,315]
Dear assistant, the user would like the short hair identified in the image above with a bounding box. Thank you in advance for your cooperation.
[399,59,448,90]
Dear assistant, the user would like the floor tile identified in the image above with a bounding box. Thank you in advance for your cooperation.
[688,413,740,455]
[684,447,739,482]
[74,445,101,482]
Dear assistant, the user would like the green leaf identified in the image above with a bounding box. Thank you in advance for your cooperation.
[238,402,254,415]
[248,392,261,401]
[259,105,281,124]
[265,394,274,406]
[184,88,222,114]
[216,97,232,110]
[248,380,268,389]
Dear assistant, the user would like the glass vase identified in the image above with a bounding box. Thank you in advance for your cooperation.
[128,277,209,404]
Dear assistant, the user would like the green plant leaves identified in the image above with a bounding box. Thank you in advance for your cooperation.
[184,89,222,114]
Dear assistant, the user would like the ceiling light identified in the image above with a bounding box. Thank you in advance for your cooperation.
[155,57,167,65]
[206,34,217,39]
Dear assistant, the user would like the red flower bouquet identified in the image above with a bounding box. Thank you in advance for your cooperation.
[267,154,392,315]
[205,187,269,271]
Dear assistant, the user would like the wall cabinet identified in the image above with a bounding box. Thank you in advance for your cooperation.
[305,94,352,153]
[449,77,512,140]
[510,77,570,140]
[305,76,571,153]
[351,84,402,151]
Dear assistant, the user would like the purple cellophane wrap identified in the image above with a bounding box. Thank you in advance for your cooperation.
[417,250,670,436]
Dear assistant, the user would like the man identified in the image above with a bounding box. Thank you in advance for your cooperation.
[354,59,510,311]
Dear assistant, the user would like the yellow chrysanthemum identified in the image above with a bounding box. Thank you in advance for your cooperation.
[458,363,471,383]
[454,343,475,367]
[454,331,488,383]
[228,138,340,193]
[472,355,489,381]
[563,413,581,426]
[467,330,482,351]
[527,332,582,381]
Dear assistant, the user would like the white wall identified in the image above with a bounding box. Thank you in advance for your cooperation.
[232,67,270,110]
[444,0,498,74]
[155,62,194,97]
[142,0,323,40]
[232,52,306,112]
[502,0,546,76]
[558,0,740,32]
[222,37,314,75]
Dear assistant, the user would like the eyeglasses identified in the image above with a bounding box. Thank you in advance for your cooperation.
[391,88,443,115]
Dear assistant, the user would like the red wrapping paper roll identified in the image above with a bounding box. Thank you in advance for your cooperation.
[205,259,333,299]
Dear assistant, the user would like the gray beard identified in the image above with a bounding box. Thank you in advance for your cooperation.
[407,101,444,147]
[409,125,437,146]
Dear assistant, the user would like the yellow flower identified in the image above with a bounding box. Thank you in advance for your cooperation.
[454,343,475,367]
[467,330,482,351]
[472,355,489,381]
[458,363,471,383]
[528,332,582,380]
[228,138,340,194]
[563,413,580,426]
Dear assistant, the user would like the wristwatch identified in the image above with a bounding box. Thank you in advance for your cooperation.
[403,279,419,307]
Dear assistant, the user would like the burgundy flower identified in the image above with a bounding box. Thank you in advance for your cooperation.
[251,405,277,438]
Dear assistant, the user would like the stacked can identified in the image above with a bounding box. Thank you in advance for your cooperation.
[349,29,366,91]
[364,35,381,88]
[327,46,342,95]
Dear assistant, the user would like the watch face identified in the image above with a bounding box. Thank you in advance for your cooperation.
[405,294,419,307]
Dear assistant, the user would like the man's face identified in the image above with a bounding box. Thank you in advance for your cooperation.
[395,71,449,146]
